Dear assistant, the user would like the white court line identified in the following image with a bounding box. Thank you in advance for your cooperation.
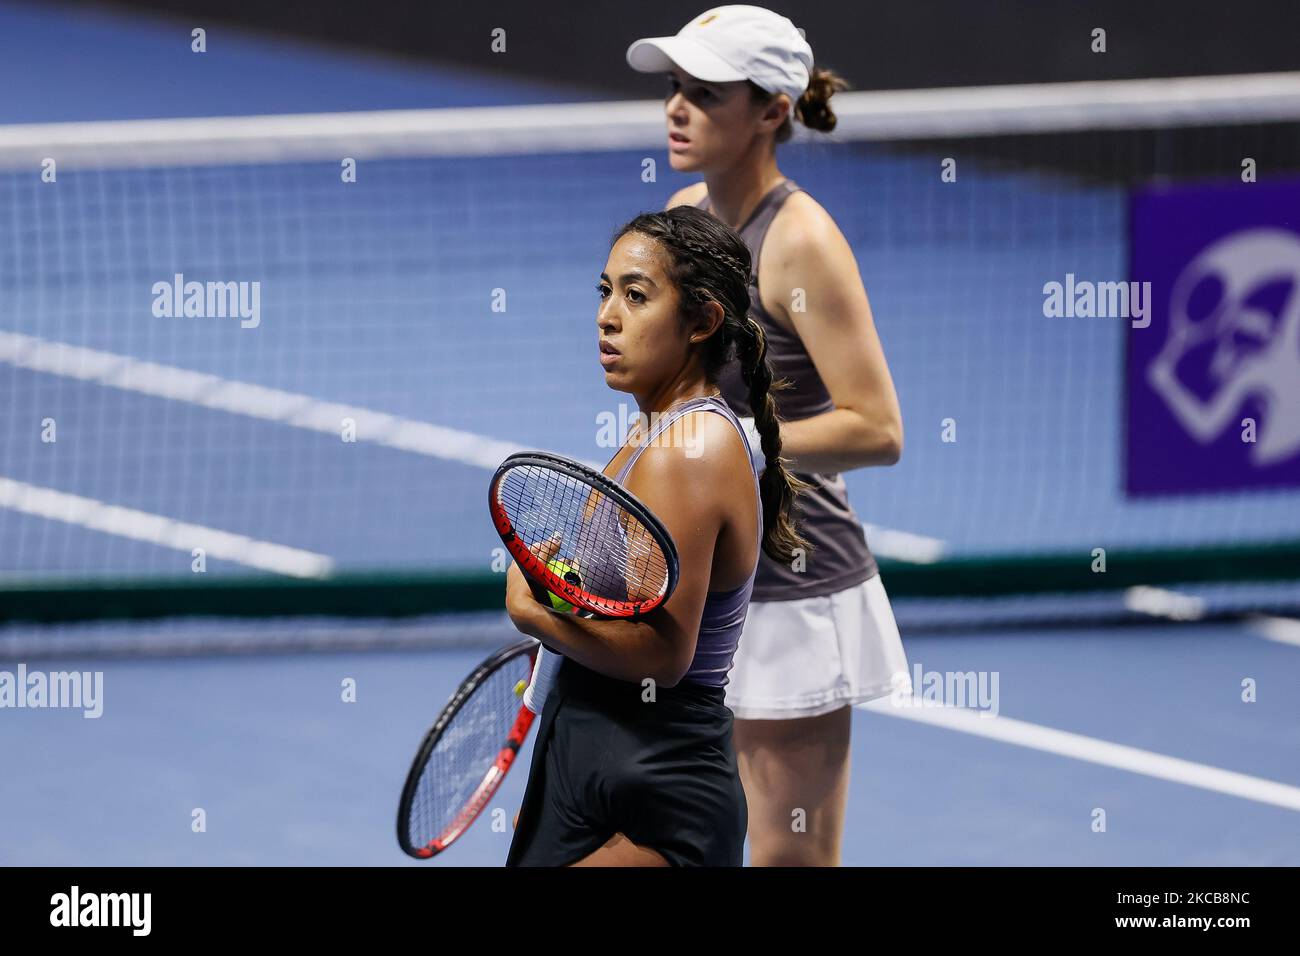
[0,330,937,565]
[1248,615,1300,648]
[0,477,333,578]
[859,697,1300,813]
[0,330,546,472]
[0,329,538,573]
[863,523,946,563]
[1123,585,1207,621]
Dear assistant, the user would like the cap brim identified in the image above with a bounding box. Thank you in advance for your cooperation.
[625,36,747,82]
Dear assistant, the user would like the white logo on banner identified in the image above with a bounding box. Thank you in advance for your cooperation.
[1147,228,1300,466]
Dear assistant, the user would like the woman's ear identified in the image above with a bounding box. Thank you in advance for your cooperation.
[689,299,726,344]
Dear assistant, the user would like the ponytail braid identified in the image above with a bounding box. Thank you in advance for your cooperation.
[733,314,814,565]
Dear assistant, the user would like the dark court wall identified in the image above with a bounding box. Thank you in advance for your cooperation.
[88,0,1300,95]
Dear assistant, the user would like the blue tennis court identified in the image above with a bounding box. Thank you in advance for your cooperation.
[3,619,1298,865]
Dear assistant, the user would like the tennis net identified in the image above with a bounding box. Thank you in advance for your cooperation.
[2,73,1299,644]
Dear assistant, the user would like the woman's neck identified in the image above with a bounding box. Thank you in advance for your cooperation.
[637,383,721,418]
[624,382,717,447]
[629,379,721,443]
[703,154,785,232]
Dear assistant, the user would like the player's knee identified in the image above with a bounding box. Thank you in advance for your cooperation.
[749,826,840,867]
[751,844,839,867]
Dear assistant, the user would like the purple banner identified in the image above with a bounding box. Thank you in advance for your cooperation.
[1126,178,1300,497]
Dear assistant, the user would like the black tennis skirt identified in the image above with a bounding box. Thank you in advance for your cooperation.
[505,657,747,867]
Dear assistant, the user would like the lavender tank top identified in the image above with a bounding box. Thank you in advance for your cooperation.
[612,395,762,688]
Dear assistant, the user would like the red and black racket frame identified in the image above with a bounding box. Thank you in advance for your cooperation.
[488,450,680,621]
[396,638,538,859]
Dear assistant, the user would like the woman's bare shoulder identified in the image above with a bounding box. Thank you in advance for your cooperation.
[628,411,750,497]
[767,188,844,254]
[664,182,708,210]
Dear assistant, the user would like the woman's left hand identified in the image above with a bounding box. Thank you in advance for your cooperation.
[504,561,545,637]
[505,533,564,636]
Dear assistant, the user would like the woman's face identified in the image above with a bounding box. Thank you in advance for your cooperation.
[597,232,700,398]
[662,66,777,173]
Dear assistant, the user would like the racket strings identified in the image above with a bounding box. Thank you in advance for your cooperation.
[407,652,533,849]
[499,465,669,605]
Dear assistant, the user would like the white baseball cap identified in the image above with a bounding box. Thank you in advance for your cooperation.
[626,5,813,106]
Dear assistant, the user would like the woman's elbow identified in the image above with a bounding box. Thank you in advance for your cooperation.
[638,623,693,689]
[654,658,693,689]
[862,417,902,467]
[882,421,903,465]
[652,645,696,689]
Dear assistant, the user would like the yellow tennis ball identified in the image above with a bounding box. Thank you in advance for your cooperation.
[544,558,581,614]
[513,679,527,697]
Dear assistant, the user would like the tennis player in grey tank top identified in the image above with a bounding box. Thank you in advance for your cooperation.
[702,180,880,600]
[628,5,913,866]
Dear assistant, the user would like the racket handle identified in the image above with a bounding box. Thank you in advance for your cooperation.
[524,645,563,715]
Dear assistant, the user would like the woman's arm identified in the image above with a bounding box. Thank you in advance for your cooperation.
[760,194,903,474]
[505,415,740,687]
[506,562,678,683]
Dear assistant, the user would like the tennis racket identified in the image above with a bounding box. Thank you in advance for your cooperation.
[397,638,539,859]
[489,449,680,716]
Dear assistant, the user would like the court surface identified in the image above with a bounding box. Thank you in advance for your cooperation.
[3,617,1298,865]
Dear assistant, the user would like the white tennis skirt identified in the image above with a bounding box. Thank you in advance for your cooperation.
[724,574,912,720]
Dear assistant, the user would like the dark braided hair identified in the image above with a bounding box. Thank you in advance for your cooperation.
[611,205,812,566]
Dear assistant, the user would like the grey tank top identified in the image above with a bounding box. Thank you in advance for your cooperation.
[611,395,761,688]
[700,179,879,601]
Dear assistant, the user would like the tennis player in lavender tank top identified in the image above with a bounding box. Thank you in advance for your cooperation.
[503,204,810,866]
[627,6,912,865]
